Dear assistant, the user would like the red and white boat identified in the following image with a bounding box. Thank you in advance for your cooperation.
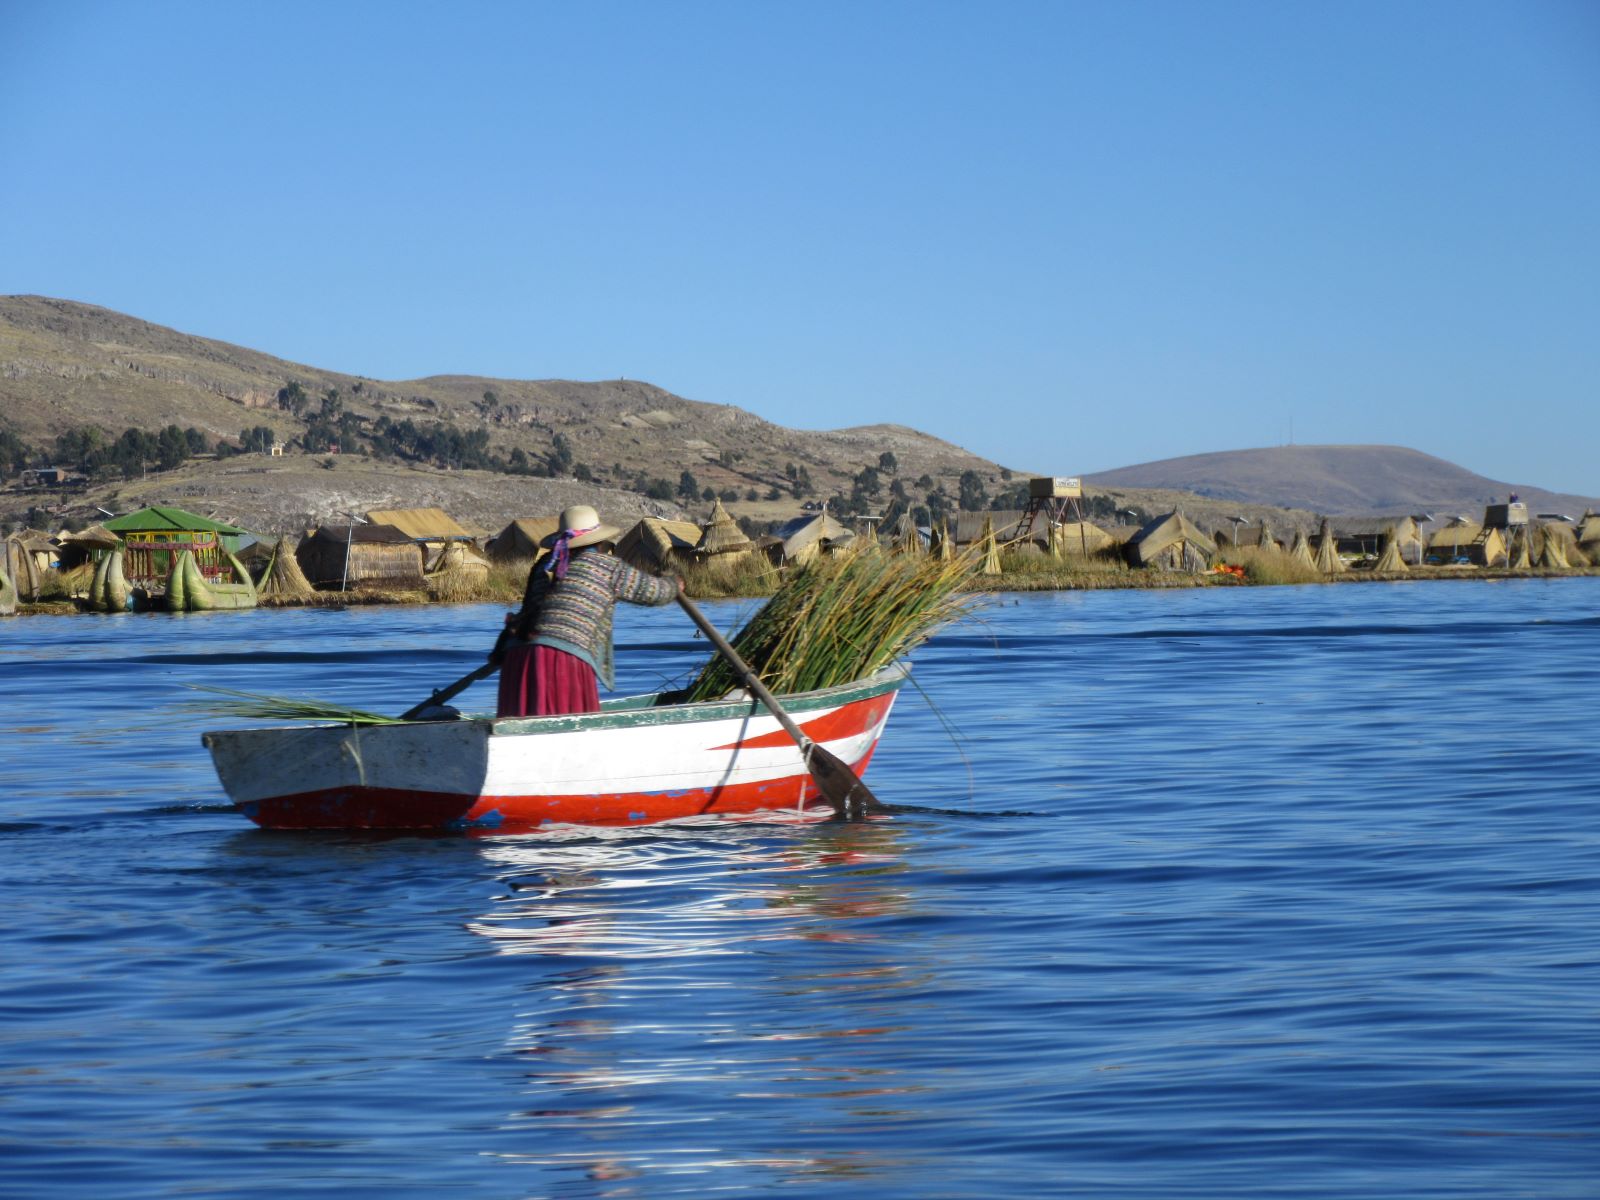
[202,664,907,831]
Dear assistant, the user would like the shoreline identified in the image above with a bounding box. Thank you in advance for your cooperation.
[15,564,1597,616]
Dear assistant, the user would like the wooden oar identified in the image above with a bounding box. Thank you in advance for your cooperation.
[398,661,499,721]
[677,592,881,821]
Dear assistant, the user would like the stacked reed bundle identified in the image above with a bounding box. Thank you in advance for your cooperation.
[258,537,317,605]
[427,542,491,602]
[683,543,977,702]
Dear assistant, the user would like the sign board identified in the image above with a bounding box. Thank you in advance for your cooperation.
[1028,476,1082,499]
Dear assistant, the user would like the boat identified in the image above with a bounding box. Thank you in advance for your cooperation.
[166,548,258,611]
[202,663,907,831]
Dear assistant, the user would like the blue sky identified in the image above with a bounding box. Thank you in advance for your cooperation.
[2,1,1596,494]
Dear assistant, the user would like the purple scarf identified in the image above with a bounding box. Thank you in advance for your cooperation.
[546,524,598,580]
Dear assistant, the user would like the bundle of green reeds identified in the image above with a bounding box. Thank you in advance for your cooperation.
[185,685,405,725]
[683,543,978,702]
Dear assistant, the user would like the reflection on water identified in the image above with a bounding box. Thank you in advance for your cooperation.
[471,821,930,1187]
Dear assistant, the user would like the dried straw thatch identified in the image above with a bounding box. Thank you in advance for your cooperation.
[0,564,16,615]
[617,517,702,573]
[296,524,425,590]
[776,511,855,567]
[1050,520,1113,558]
[1126,510,1213,572]
[1287,529,1317,569]
[931,519,955,561]
[1374,531,1409,572]
[977,515,1001,575]
[697,499,754,557]
[1313,519,1346,574]
[887,512,923,556]
[1510,527,1533,570]
[427,541,491,601]
[258,537,316,603]
[1536,522,1574,569]
[487,517,559,563]
[3,534,49,600]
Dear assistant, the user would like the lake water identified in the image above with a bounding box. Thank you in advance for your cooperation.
[2,579,1597,1198]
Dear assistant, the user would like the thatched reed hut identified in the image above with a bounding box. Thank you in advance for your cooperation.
[697,499,754,559]
[1050,520,1114,558]
[3,532,56,599]
[486,517,559,563]
[1125,510,1214,572]
[296,523,425,590]
[54,525,118,572]
[954,510,1050,552]
[366,507,481,569]
[427,540,491,600]
[616,517,703,574]
[775,511,855,567]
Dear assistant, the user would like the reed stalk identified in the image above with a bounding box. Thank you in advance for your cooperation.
[684,543,978,701]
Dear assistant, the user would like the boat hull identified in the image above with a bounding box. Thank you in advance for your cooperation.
[202,665,906,831]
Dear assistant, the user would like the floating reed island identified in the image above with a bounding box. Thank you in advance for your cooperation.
[6,497,1597,616]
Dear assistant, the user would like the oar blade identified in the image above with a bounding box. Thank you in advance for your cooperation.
[805,743,881,820]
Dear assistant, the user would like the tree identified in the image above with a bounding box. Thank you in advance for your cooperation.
[573,463,594,482]
[678,470,700,500]
[321,388,343,420]
[277,382,309,417]
[914,473,934,491]
[958,470,988,511]
[744,488,760,501]
[549,432,574,475]
[701,486,716,501]
[240,426,276,454]
[878,450,898,475]
[853,466,882,496]
[645,478,674,501]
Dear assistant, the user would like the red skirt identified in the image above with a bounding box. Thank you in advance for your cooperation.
[497,644,600,717]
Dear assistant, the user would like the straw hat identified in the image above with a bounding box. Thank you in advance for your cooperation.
[542,504,622,549]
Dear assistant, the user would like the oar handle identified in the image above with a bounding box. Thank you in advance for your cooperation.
[398,661,498,721]
[676,594,814,751]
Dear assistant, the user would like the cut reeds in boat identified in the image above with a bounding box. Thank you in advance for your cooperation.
[684,543,977,702]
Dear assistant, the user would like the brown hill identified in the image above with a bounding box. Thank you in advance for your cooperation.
[1088,445,1598,520]
[0,295,1002,525]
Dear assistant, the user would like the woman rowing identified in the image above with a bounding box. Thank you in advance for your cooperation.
[495,504,681,717]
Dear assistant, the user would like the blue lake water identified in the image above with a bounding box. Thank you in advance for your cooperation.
[2,579,1597,1198]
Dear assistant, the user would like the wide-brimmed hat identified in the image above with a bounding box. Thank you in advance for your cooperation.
[542,504,622,550]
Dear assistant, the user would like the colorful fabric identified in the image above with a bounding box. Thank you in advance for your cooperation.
[526,550,677,687]
[547,523,597,580]
[497,643,600,717]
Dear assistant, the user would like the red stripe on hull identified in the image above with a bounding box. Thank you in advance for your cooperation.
[709,694,894,751]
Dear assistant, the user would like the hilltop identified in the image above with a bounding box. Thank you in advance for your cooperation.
[0,296,1002,532]
[1087,445,1599,519]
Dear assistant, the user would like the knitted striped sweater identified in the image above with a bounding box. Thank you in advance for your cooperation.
[528,551,678,687]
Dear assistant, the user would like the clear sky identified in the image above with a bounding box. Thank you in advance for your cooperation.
[2,1,1596,494]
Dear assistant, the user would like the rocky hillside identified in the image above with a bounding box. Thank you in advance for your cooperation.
[0,295,1002,515]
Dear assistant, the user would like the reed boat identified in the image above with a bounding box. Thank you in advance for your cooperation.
[202,663,907,831]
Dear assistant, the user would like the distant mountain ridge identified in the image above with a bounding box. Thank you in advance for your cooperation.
[1087,445,1599,519]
